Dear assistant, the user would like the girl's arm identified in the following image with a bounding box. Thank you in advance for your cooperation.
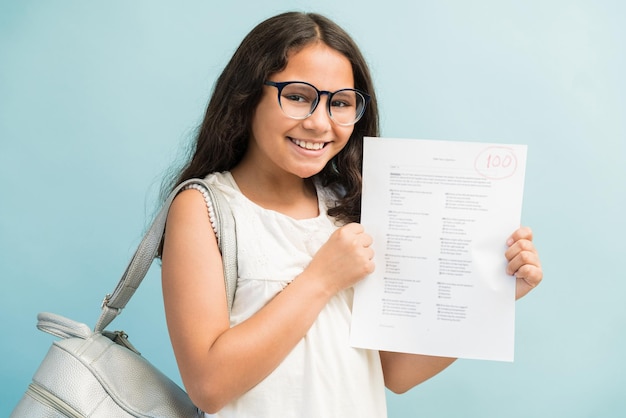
[161,189,373,413]
[380,353,457,393]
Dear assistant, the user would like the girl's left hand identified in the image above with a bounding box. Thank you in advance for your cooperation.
[505,226,543,300]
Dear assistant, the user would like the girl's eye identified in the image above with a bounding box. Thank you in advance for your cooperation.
[331,99,352,108]
[284,94,310,103]
[331,91,356,108]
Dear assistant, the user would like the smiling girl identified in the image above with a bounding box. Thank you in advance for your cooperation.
[159,12,542,417]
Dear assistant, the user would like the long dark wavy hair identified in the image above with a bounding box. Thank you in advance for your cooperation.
[163,11,379,223]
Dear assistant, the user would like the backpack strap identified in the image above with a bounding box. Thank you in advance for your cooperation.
[94,178,237,333]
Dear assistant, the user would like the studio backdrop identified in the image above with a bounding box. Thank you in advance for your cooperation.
[1,1,624,417]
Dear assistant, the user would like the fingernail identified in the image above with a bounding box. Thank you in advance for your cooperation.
[506,238,514,246]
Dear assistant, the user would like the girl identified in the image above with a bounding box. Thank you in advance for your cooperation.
[160,11,543,417]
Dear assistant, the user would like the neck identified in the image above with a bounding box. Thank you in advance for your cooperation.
[230,166,319,219]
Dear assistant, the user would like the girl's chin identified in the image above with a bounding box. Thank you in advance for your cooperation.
[288,163,329,179]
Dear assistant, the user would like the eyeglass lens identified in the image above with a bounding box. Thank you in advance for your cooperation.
[278,82,366,125]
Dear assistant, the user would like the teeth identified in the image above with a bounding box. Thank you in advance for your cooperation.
[292,139,325,150]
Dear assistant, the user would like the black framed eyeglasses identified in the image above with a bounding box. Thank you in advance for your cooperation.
[264,81,370,126]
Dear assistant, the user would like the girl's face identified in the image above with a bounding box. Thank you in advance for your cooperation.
[248,42,355,180]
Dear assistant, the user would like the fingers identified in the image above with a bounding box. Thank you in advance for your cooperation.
[307,223,376,293]
[505,238,539,275]
[342,223,375,271]
[514,264,543,288]
[337,223,375,274]
[506,226,533,246]
[505,226,543,299]
[338,222,373,250]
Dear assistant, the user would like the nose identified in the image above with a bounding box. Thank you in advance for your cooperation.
[302,93,332,131]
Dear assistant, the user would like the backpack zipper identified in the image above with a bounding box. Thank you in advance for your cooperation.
[26,382,86,418]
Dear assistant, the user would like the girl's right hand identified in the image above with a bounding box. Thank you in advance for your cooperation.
[304,222,375,294]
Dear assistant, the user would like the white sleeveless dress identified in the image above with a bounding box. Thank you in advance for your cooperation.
[202,172,387,418]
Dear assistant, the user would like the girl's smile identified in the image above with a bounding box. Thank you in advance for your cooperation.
[289,137,328,151]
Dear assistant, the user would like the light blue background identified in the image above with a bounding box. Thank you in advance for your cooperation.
[1,1,624,417]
